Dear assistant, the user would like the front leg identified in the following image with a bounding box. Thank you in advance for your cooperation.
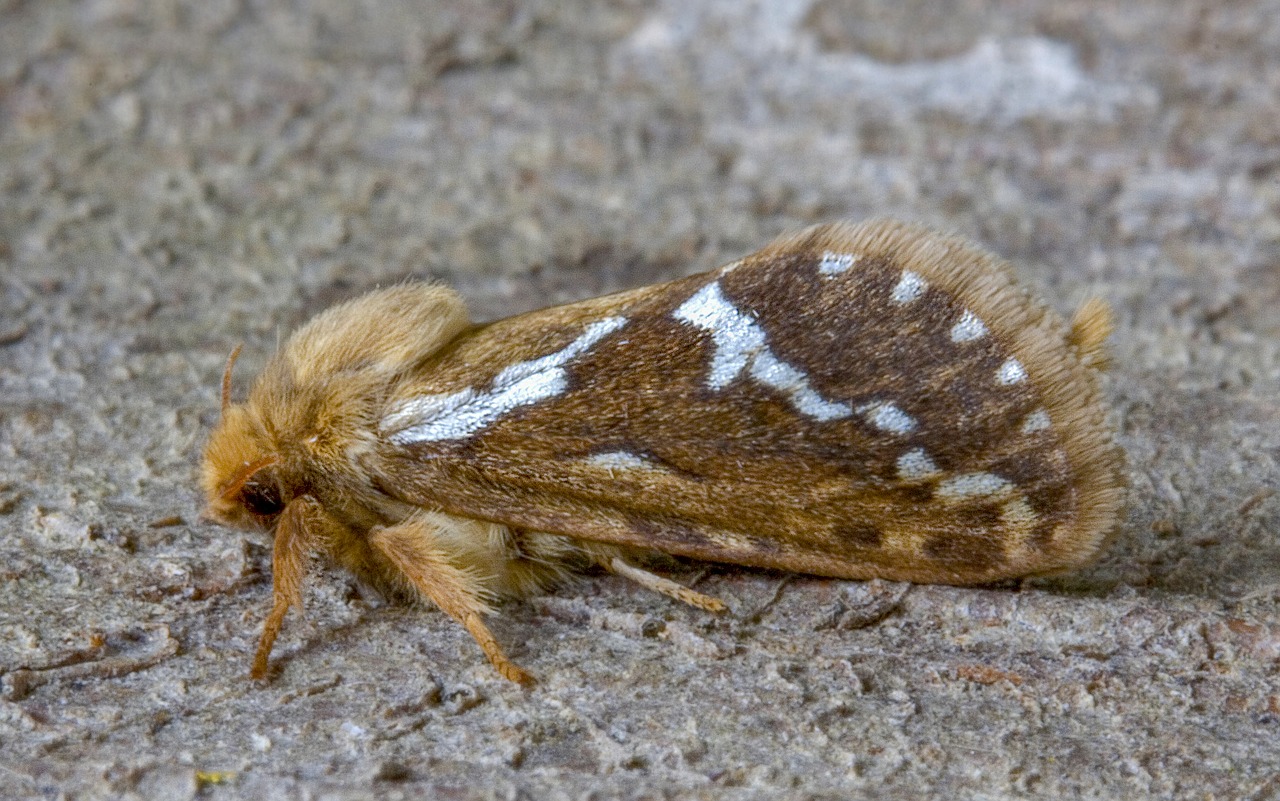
[368,515,534,686]
[252,497,324,680]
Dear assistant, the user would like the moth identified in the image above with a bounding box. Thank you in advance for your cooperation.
[201,219,1125,684]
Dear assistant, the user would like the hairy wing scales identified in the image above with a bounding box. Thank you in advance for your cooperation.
[375,221,1119,584]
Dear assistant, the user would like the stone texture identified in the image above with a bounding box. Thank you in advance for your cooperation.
[1,1,1278,798]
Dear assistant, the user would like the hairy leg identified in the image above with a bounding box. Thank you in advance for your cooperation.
[369,517,534,686]
[604,556,727,613]
[252,499,319,680]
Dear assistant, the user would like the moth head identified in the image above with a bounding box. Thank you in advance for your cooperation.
[201,346,290,531]
[200,285,472,531]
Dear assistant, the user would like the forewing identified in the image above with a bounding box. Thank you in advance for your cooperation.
[374,221,1123,585]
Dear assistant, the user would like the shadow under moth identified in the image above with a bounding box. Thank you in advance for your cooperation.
[201,219,1125,684]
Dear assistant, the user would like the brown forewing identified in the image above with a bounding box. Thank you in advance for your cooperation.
[372,222,1118,585]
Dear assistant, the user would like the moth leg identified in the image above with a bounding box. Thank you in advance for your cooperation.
[252,498,319,680]
[605,557,727,613]
[368,518,534,686]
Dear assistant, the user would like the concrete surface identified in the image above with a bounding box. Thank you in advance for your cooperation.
[1,1,1278,798]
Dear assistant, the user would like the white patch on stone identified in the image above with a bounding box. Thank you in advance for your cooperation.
[891,271,926,304]
[1021,408,1051,434]
[857,401,917,435]
[896,448,940,480]
[384,316,628,443]
[937,472,1014,500]
[819,251,858,276]
[673,281,853,420]
[950,310,988,342]
[997,358,1027,385]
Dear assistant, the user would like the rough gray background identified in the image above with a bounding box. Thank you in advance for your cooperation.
[1,1,1278,799]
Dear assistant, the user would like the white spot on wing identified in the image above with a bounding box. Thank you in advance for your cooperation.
[950,310,988,342]
[384,316,627,443]
[897,448,940,480]
[1021,409,1051,433]
[673,281,853,420]
[997,358,1027,385]
[891,271,926,304]
[937,472,1013,499]
[584,451,658,471]
[673,282,759,390]
[857,401,917,435]
[819,251,858,276]
[750,352,853,421]
[1000,497,1038,529]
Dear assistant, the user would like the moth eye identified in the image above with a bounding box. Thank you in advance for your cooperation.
[239,479,284,519]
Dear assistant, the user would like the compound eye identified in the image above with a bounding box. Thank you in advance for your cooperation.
[239,479,284,518]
